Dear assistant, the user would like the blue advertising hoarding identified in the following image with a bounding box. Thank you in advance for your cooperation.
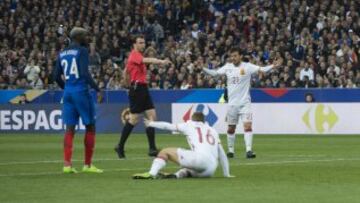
[0,104,171,133]
[1,89,360,104]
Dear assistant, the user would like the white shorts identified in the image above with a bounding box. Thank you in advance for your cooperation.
[177,148,217,178]
[226,103,253,125]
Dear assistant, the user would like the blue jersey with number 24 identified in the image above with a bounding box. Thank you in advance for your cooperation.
[54,43,99,125]
[56,44,89,92]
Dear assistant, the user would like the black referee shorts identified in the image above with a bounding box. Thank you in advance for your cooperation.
[128,83,155,114]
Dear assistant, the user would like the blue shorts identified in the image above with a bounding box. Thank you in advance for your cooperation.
[62,90,96,125]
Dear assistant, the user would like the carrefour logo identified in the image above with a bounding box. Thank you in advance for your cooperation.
[183,104,218,126]
[302,104,338,133]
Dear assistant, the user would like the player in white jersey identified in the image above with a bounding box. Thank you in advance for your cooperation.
[132,112,233,179]
[202,48,282,159]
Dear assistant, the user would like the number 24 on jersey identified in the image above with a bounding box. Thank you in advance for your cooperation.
[61,58,79,80]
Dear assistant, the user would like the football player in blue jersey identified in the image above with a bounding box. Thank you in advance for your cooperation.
[54,27,103,174]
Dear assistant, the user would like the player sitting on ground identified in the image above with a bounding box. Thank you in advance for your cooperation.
[132,112,233,179]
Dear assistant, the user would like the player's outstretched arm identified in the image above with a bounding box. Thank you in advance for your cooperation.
[202,64,227,77]
[256,58,283,73]
[202,68,219,76]
[218,144,233,178]
[144,119,179,132]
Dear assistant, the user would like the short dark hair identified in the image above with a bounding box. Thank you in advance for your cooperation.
[191,112,205,122]
[69,27,87,40]
[131,34,145,44]
[230,47,243,55]
[305,93,315,102]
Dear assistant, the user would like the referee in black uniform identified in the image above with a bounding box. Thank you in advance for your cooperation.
[115,35,171,159]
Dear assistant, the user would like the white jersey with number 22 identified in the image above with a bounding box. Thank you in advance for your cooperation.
[215,62,262,105]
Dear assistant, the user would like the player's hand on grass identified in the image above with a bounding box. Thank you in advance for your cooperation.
[144,118,151,127]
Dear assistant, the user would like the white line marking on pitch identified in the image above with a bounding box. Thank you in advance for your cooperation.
[0,154,330,166]
[0,157,149,166]
[0,158,359,177]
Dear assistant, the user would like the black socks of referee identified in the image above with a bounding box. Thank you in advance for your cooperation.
[118,123,156,151]
[118,122,134,150]
[146,127,157,150]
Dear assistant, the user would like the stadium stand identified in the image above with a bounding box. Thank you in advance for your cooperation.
[0,0,359,90]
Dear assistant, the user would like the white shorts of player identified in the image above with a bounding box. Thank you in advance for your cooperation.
[177,148,217,178]
[226,103,253,125]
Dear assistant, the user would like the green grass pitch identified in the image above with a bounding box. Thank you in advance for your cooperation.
[0,134,359,203]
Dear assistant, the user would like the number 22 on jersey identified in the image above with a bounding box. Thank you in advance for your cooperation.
[196,127,215,145]
[61,58,79,80]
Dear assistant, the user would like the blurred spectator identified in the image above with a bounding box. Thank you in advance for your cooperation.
[0,0,359,90]
[23,59,40,83]
[305,93,315,103]
[18,94,30,104]
[300,65,315,81]
[153,20,164,45]
[30,74,44,89]
[89,43,101,71]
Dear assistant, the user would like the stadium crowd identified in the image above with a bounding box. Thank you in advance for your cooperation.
[0,0,359,90]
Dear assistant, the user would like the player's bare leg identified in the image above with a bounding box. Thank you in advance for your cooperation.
[115,112,139,159]
[243,122,256,159]
[63,125,77,173]
[144,108,158,156]
[149,148,179,177]
[227,125,236,158]
[133,148,178,179]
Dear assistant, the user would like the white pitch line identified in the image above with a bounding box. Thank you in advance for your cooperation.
[0,157,150,166]
[238,158,360,165]
[269,155,328,158]
[0,154,330,166]
[0,158,359,177]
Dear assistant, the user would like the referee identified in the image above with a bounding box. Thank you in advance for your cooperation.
[115,35,171,159]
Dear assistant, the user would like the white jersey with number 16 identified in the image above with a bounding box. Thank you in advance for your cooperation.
[176,120,221,160]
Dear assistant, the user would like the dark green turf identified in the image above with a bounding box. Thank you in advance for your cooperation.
[0,134,359,203]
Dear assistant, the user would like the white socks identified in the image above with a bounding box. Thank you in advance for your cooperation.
[149,158,166,176]
[228,130,254,153]
[244,131,253,152]
[227,133,236,153]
